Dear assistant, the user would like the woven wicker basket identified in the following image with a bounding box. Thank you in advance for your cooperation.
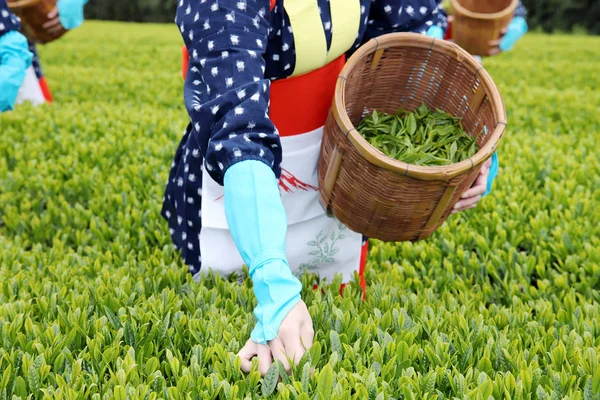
[8,0,66,44]
[318,33,506,242]
[450,0,517,56]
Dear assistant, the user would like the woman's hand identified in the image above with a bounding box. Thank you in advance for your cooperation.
[488,17,528,56]
[487,27,508,56]
[42,7,64,35]
[239,300,314,376]
[268,300,314,371]
[238,339,274,376]
[452,158,492,214]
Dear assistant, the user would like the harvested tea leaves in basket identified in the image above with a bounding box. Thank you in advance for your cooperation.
[357,104,479,166]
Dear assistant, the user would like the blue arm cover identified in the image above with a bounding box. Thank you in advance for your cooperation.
[57,0,88,30]
[499,17,528,52]
[484,152,499,196]
[426,25,444,40]
[0,31,33,112]
[224,160,302,345]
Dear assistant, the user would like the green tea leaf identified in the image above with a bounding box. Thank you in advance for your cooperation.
[301,361,311,393]
[330,330,342,356]
[103,306,122,329]
[317,364,334,399]
[406,113,417,135]
[124,321,135,347]
[357,104,479,166]
[262,362,279,397]
[27,365,40,394]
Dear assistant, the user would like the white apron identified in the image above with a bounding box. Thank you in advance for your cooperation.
[199,127,363,283]
[15,65,46,107]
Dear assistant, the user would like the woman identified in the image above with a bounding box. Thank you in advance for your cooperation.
[164,0,496,374]
[444,2,528,192]
[8,0,88,107]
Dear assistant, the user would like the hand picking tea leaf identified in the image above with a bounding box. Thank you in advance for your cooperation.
[357,104,479,166]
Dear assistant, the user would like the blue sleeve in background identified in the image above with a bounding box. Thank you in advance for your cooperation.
[484,152,499,196]
[499,17,528,52]
[57,0,88,30]
[426,25,444,40]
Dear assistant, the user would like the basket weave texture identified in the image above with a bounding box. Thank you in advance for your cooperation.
[318,33,507,242]
[450,0,517,56]
[8,0,66,44]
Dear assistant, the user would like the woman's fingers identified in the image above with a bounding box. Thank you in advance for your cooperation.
[238,340,258,373]
[461,174,488,199]
[300,325,315,351]
[460,184,486,201]
[257,344,273,377]
[283,337,305,366]
[489,48,502,56]
[452,195,482,213]
[42,17,61,29]
[269,338,291,372]
[238,339,274,376]
[48,24,64,34]
[43,7,65,34]
[457,165,489,203]
[47,7,58,19]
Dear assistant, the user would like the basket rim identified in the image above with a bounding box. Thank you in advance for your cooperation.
[7,0,42,10]
[332,32,507,182]
[450,0,518,21]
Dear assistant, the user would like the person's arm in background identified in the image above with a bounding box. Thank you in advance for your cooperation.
[489,1,528,55]
[0,0,33,112]
[177,0,312,375]
[42,0,88,34]
[461,2,529,201]
[360,0,449,43]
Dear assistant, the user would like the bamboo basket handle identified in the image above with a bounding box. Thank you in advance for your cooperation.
[420,184,458,240]
[8,0,41,9]
[320,144,344,216]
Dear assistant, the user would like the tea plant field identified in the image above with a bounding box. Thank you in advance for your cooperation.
[1,21,599,399]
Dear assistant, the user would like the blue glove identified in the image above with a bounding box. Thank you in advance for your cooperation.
[0,31,33,112]
[499,17,527,52]
[484,152,499,196]
[57,0,88,30]
[223,160,302,345]
[425,25,444,40]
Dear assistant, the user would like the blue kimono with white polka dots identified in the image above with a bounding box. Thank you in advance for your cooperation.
[162,0,524,274]
[0,0,21,36]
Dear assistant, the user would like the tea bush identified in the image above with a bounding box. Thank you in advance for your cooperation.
[0,22,598,399]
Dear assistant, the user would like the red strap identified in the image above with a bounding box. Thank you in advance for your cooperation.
[182,46,189,80]
[358,241,368,300]
[38,77,53,103]
[444,20,453,40]
[270,0,276,10]
[312,241,368,300]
